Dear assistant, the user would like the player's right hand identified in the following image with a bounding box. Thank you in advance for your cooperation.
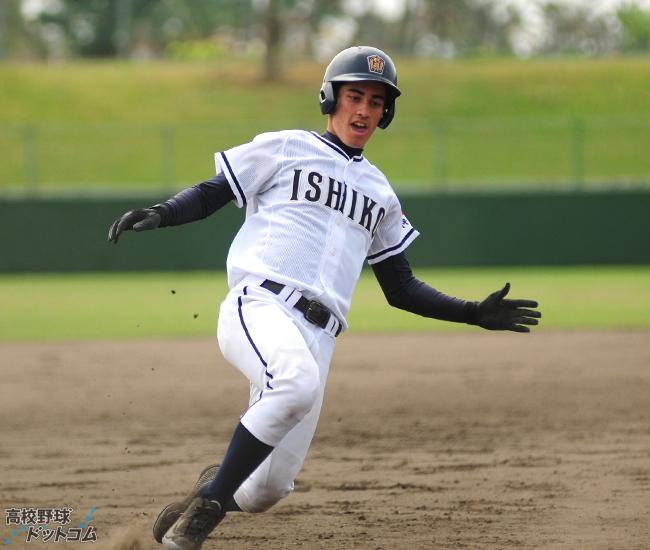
[107,208,161,244]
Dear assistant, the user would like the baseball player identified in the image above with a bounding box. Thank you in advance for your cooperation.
[108,46,541,550]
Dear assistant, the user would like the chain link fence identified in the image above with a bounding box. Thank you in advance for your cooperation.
[1,116,649,194]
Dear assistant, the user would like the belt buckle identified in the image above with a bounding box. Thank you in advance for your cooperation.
[304,300,330,329]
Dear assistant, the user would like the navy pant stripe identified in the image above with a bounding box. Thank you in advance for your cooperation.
[237,289,274,389]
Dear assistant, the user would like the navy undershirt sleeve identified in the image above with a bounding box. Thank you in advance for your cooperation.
[371,252,478,324]
[151,173,236,227]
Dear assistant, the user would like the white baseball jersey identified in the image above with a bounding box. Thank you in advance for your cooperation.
[215,129,419,329]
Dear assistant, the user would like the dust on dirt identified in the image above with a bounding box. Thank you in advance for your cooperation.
[1,330,649,549]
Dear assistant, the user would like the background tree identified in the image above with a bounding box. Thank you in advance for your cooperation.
[263,0,282,80]
[5,0,650,65]
[32,0,247,59]
[618,5,650,52]
[0,0,40,59]
[540,2,621,56]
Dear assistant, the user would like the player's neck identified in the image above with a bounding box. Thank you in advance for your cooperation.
[321,131,363,158]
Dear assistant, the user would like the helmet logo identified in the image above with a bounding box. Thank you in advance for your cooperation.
[367,55,385,75]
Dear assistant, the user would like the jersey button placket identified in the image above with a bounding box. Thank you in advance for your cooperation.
[320,160,346,286]
[334,162,352,255]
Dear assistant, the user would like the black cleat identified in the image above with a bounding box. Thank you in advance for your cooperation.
[153,464,219,544]
[162,496,224,550]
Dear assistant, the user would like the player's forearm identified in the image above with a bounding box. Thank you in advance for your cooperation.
[153,174,235,227]
[372,252,477,323]
[389,278,477,323]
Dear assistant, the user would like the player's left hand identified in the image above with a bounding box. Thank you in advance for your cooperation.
[472,282,541,333]
[108,208,161,244]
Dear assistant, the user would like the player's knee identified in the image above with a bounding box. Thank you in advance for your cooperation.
[237,479,293,513]
[281,368,320,421]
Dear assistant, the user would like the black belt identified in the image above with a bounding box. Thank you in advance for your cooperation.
[261,279,342,337]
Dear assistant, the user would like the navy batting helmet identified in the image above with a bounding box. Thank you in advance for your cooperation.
[319,46,401,129]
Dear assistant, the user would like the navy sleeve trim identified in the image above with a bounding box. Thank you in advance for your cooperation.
[367,227,416,261]
[220,151,246,207]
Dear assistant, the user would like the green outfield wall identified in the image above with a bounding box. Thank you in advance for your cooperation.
[0,189,648,272]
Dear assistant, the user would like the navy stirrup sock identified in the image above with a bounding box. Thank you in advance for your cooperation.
[201,422,273,507]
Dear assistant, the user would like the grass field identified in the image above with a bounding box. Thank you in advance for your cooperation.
[1,57,650,190]
[1,266,648,342]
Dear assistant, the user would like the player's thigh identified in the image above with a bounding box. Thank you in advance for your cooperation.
[265,329,334,460]
[234,331,335,512]
[217,293,315,391]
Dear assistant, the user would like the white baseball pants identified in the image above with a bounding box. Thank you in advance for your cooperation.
[216,278,336,513]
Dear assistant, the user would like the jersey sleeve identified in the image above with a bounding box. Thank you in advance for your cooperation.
[214,132,286,208]
[366,196,419,265]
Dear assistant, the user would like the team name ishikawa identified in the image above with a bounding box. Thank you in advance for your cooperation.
[289,169,385,237]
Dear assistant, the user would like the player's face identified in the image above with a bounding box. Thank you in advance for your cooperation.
[327,81,386,149]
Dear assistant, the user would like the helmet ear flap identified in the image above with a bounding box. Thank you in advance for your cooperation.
[319,81,337,115]
[378,101,395,129]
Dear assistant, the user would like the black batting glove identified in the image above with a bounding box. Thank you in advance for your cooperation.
[469,282,541,333]
[107,208,161,244]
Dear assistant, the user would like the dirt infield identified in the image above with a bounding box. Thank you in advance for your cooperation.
[1,331,649,549]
